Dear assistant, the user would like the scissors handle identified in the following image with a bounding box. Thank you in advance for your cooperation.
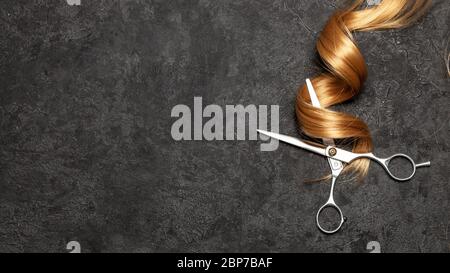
[354,153,430,181]
[328,147,431,182]
[378,154,430,181]
[316,175,345,234]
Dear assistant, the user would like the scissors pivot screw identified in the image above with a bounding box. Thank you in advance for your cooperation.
[328,147,337,157]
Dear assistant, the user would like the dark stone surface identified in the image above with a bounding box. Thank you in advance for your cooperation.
[0,0,448,253]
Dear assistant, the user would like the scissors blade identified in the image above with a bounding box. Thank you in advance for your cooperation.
[306,78,343,171]
[257,130,327,157]
[306,79,335,146]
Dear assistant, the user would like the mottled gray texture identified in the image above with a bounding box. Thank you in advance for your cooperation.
[0,0,448,253]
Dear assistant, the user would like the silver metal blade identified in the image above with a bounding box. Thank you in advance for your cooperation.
[306,78,343,171]
[306,78,335,146]
[257,130,327,157]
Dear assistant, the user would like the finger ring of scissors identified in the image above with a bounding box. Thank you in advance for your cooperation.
[315,156,345,234]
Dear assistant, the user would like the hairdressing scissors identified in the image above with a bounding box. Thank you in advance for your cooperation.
[257,79,431,234]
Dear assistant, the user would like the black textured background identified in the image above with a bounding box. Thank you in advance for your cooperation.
[0,0,448,253]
